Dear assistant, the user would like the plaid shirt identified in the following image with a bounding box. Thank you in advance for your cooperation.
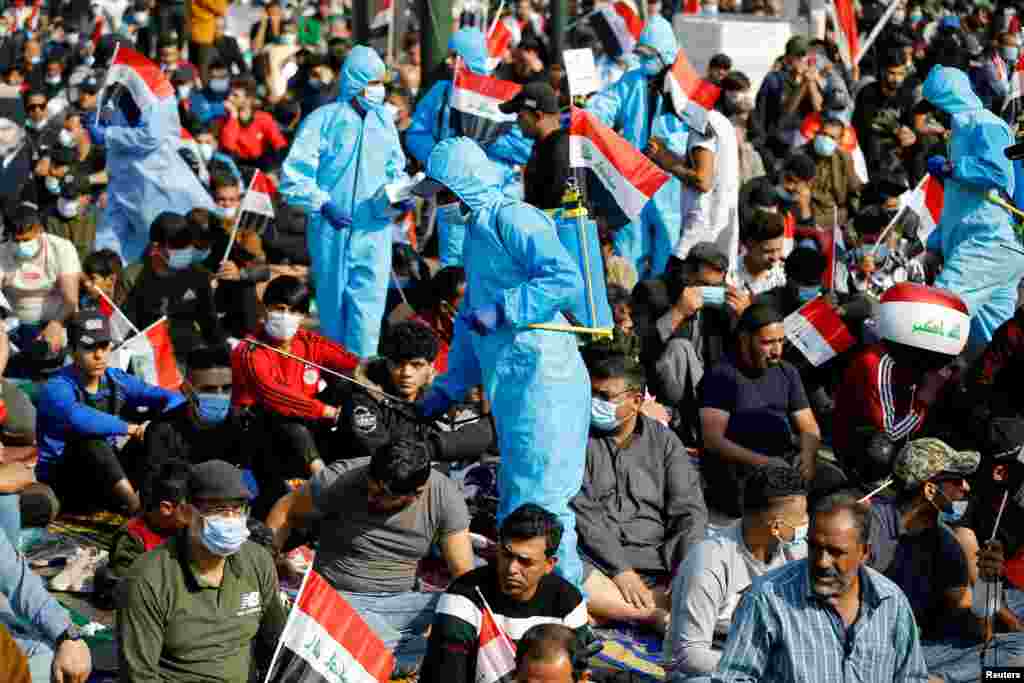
[713,560,929,683]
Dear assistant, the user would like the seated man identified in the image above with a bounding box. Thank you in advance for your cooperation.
[266,439,474,675]
[0,518,92,683]
[421,504,589,683]
[108,459,192,578]
[699,303,822,517]
[713,493,929,682]
[335,320,494,466]
[1,201,80,379]
[219,77,288,171]
[148,345,244,466]
[118,460,287,681]
[231,276,359,516]
[122,212,225,359]
[513,624,589,683]
[735,210,787,296]
[572,350,706,631]
[869,438,1024,680]
[631,242,746,448]
[665,465,807,681]
[36,311,185,514]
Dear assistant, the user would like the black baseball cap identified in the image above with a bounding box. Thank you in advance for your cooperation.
[499,81,559,115]
[189,460,251,501]
[67,310,113,347]
[79,76,101,95]
[686,241,729,272]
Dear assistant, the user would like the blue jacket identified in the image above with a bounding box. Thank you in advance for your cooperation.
[189,88,228,127]
[36,366,184,480]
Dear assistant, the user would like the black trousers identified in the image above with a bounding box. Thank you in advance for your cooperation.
[244,413,321,519]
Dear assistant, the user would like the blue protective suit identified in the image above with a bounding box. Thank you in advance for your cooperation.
[280,46,407,358]
[406,28,533,267]
[422,137,590,588]
[97,93,217,264]
[586,16,688,277]
[923,66,1024,353]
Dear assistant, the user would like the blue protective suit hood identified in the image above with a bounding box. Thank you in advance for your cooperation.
[426,137,506,212]
[339,44,386,102]
[449,28,489,75]
[637,16,678,67]
[923,65,983,114]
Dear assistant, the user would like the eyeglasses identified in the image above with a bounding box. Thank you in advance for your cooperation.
[26,103,46,111]
[194,501,250,517]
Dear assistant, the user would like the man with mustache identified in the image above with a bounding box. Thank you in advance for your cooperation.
[713,493,929,682]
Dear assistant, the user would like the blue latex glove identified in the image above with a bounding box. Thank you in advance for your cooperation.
[86,121,107,146]
[417,389,452,418]
[461,303,505,335]
[927,155,953,179]
[321,200,351,230]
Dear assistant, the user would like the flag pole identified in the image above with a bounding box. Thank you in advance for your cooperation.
[391,269,411,308]
[854,0,901,66]
[528,322,613,337]
[475,587,517,650]
[870,174,927,258]
[221,173,258,266]
[244,338,415,405]
[262,553,318,683]
[98,289,141,336]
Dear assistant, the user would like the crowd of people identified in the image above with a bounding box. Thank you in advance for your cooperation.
[0,0,1024,682]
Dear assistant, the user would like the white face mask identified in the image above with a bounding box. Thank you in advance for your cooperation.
[198,142,215,161]
[265,310,301,341]
[58,128,75,148]
[222,205,238,219]
[57,197,80,218]
[363,84,386,104]
[177,84,192,100]
[46,75,62,86]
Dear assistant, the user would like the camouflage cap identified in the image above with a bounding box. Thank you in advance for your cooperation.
[893,438,980,490]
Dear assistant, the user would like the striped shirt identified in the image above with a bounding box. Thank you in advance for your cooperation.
[713,560,929,683]
[421,564,588,683]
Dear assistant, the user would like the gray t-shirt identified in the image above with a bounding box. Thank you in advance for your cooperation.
[309,459,471,594]
[666,521,795,678]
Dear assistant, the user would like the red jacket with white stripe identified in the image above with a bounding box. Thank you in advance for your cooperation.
[832,343,929,459]
[231,329,359,419]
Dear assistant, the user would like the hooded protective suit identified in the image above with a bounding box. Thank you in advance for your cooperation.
[406,28,532,267]
[96,90,217,264]
[420,137,590,588]
[280,46,407,357]
[587,16,690,277]
[923,66,1024,352]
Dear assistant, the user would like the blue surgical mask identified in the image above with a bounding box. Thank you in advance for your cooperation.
[438,201,468,226]
[363,84,386,105]
[167,246,195,270]
[909,11,923,22]
[309,77,323,90]
[195,392,230,425]
[591,397,621,431]
[45,176,61,194]
[198,514,250,556]
[939,499,968,524]
[193,247,211,264]
[814,134,837,157]
[16,238,40,259]
[782,521,809,558]
[1002,46,1020,65]
[209,78,229,93]
[797,285,820,303]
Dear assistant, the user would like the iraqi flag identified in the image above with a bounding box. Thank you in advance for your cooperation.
[370,0,392,33]
[822,218,845,290]
[783,212,796,256]
[121,317,183,390]
[784,296,856,367]
[828,0,861,67]
[794,113,869,183]
[241,170,277,218]
[100,46,175,113]
[588,2,642,58]
[486,19,517,71]
[97,292,137,343]
[665,48,721,134]
[900,174,944,246]
[450,67,522,147]
[476,589,517,683]
[267,569,394,683]
[568,107,670,222]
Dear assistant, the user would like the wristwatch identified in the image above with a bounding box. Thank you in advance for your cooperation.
[55,624,83,647]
